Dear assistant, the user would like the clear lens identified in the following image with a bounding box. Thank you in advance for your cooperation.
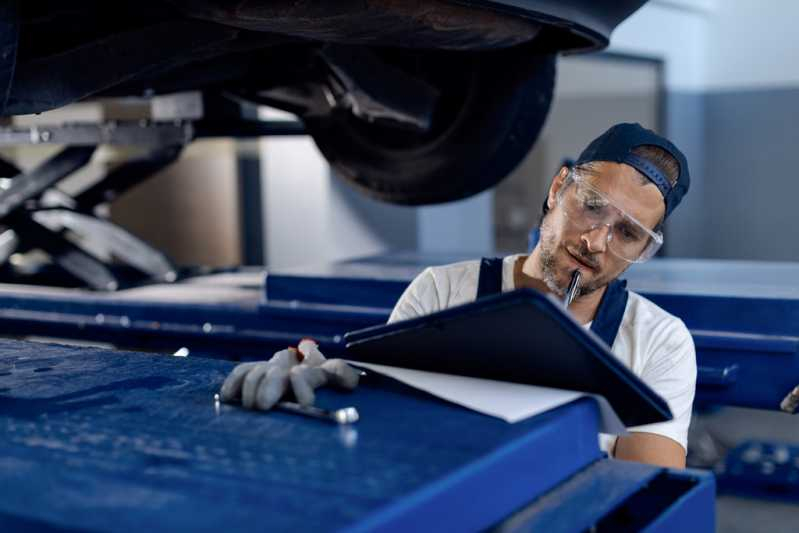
[557,172,663,263]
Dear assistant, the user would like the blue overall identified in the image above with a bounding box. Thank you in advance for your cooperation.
[476,257,629,347]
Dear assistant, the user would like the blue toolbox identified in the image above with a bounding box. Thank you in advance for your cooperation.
[0,338,714,531]
[714,440,799,502]
[3,252,798,526]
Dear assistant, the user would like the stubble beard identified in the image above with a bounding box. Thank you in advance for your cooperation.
[537,218,610,299]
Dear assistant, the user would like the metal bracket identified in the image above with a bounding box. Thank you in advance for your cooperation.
[319,45,439,132]
[0,144,180,289]
[697,364,739,388]
[0,0,19,116]
[0,146,95,219]
[0,93,307,290]
[780,386,799,414]
[250,46,440,132]
[0,122,193,147]
[73,145,182,211]
[0,118,305,148]
[33,209,177,283]
[9,214,120,291]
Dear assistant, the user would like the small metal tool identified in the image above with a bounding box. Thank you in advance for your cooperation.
[216,394,360,424]
[563,269,582,307]
[213,393,221,415]
[276,401,360,424]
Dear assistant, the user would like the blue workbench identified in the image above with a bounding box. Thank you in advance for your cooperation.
[267,254,799,411]
[0,338,713,531]
[0,252,795,411]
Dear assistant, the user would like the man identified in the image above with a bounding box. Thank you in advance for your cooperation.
[221,122,694,469]
[388,123,695,469]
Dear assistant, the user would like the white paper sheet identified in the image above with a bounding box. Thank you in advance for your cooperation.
[349,361,626,435]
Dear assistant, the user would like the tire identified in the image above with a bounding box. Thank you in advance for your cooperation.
[305,46,556,205]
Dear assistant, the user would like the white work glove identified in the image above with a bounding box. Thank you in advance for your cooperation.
[219,338,360,410]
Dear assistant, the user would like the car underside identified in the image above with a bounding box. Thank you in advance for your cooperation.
[0,0,646,205]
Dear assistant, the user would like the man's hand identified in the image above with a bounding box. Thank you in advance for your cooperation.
[219,339,360,410]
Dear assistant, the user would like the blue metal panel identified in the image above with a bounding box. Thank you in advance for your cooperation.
[717,440,799,502]
[0,338,603,531]
[264,252,469,308]
[494,461,714,533]
[349,401,600,532]
[640,470,716,533]
[497,460,661,532]
[625,259,799,335]
[637,293,799,338]
[690,331,799,409]
[625,260,799,408]
[0,283,387,358]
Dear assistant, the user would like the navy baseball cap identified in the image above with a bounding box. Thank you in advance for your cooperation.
[575,123,690,218]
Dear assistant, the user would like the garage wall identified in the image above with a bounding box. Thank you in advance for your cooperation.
[612,0,799,261]
[110,140,243,267]
[698,1,799,261]
[259,130,419,269]
[610,0,711,258]
[259,111,491,269]
[703,0,799,91]
[417,192,494,254]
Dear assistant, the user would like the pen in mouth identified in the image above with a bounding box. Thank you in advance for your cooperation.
[564,269,582,307]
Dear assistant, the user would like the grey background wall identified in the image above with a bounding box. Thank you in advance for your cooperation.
[259,111,494,270]
[661,91,706,257]
[687,87,799,260]
[615,0,799,262]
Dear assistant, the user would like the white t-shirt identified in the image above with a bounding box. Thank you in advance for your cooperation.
[388,254,696,454]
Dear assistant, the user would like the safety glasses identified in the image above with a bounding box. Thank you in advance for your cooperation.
[556,170,663,263]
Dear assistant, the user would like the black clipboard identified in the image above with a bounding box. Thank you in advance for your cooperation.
[345,289,672,427]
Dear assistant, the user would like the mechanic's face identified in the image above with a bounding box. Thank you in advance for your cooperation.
[537,162,665,298]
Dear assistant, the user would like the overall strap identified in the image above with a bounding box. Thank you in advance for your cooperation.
[476,257,504,298]
[479,254,628,347]
[589,278,629,348]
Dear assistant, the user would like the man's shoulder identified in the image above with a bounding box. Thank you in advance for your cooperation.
[621,290,695,373]
[423,255,517,291]
[425,254,519,277]
[625,290,690,335]
[397,258,478,308]
[414,256,515,309]
[425,258,482,280]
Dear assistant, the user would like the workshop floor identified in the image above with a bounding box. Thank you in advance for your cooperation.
[690,407,799,532]
[717,495,799,533]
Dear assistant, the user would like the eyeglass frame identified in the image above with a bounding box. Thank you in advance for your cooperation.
[554,168,665,263]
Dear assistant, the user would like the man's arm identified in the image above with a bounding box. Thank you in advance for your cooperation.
[615,314,696,469]
[614,432,686,468]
